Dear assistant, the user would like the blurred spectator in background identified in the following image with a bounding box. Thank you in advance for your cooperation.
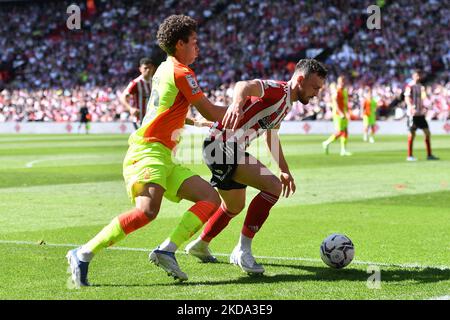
[0,0,448,123]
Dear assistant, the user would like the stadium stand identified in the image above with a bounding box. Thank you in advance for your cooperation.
[0,0,448,123]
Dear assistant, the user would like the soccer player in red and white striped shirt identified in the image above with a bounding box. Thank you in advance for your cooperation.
[185,59,328,274]
[120,58,155,129]
[404,70,439,161]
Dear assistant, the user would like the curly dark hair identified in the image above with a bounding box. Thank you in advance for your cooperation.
[157,15,197,56]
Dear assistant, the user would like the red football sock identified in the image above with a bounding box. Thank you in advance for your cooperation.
[334,131,344,139]
[425,137,432,156]
[343,129,348,139]
[408,135,413,157]
[242,191,279,239]
[118,208,152,235]
[200,204,238,243]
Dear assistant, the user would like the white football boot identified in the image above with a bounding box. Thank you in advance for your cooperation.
[149,248,188,281]
[185,238,218,263]
[340,150,353,156]
[229,246,265,274]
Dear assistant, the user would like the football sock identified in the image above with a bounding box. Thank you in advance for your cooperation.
[241,191,279,239]
[79,208,151,261]
[161,201,218,252]
[425,137,432,156]
[200,204,239,243]
[158,238,178,252]
[340,136,348,152]
[238,233,253,252]
[408,135,413,157]
[324,134,337,145]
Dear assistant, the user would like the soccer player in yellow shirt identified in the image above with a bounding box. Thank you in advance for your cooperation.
[362,86,378,143]
[66,15,228,285]
[322,76,352,156]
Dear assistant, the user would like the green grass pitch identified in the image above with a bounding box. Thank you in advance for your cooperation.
[0,133,449,300]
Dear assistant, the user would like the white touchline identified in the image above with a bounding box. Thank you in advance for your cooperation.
[1,239,449,271]
[25,156,104,168]
[428,295,450,300]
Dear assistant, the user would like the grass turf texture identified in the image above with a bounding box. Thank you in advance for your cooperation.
[0,133,449,300]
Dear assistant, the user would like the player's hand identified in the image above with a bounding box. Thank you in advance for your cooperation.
[222,102,244,130]
[130,107,139,117]
[280,172,296,198]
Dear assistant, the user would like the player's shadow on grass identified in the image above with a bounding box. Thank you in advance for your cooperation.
[262,262,450,284]
[171,259,450,286]
[93,262,450,287]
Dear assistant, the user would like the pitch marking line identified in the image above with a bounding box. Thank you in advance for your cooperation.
[25,156,104,168]
[428,295,450,300]
[1,240,449,271]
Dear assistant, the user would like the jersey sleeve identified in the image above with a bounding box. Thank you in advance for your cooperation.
[125,81,137,95]
[259,80,286,103]
[174,69,205,104]
[404,85,411,97]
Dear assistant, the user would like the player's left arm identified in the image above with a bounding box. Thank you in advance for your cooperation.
[191,96,228,123]
[175,69,227,122]
[266,125,296,197]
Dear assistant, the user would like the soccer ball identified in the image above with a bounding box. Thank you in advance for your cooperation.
[320,234,354,269]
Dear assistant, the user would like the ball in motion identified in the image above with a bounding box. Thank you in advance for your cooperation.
[320,234,354,269]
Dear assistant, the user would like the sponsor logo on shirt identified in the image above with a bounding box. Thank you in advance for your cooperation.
[258,115,275,129]
[185,74,201,95]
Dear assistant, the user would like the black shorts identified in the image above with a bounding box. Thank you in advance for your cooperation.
[407,116,429,132]
[202,138,249,190]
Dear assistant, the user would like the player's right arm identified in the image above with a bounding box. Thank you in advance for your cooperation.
[222,80,264,129]
[333,89,345,118]
[361,99,367,117]
[119,82,138,116]
[404,85,415,115]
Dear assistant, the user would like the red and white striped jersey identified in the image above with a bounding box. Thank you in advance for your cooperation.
[125,75,152,122]
[210,79,292,146]
[404,81,425,116]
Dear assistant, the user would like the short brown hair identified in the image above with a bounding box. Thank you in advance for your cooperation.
[157,15,197,56]
[140,57,154,66]
[295,59,328,79]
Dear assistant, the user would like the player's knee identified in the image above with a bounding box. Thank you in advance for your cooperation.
[138,206,159,220]
[263,176,282,197]
[223,201,245,215]
[203,192,221,211]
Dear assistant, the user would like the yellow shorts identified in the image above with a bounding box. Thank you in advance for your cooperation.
[363,115,376,127]
[333,116,348,131]
[123,141,196,203]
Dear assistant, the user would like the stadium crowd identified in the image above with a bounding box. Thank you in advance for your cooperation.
[0,0,448,123]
